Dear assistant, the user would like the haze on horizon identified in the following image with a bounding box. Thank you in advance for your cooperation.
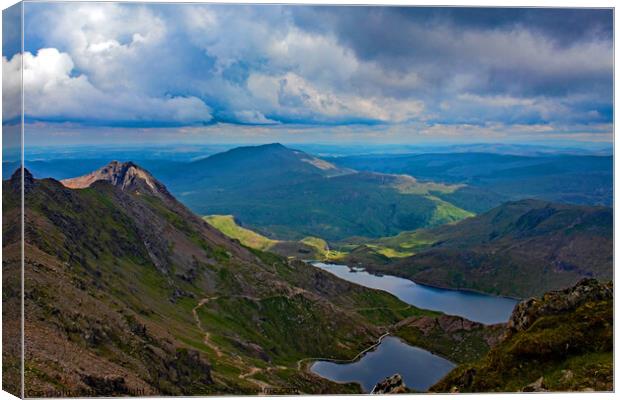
[2,4,613,147]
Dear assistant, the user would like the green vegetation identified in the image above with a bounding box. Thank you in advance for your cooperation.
[328,152,612,208]
[394,317,504,364]
[167,144,476,241]
[431,280,613,392]
[340,199,612,298]
[204,215,276,250]
[204,214,346,261]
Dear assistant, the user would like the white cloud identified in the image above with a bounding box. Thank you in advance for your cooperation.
[234,110,278,125]
[4,48,212,124]
[247,72,424,123]
[19,3,612,130]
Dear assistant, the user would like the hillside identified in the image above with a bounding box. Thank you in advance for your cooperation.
[328,153,612,207]
[203,215,339,259]
[7,163,457,396]
[157,144,474,241]
[345,199,612,298]
[430,279,613,392]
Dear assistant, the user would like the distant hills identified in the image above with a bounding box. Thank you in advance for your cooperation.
[326,152,612,207]
[160,143,477,241]
[344,199,612,298]
[9,144,612,242]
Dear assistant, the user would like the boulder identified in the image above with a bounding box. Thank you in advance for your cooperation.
[371,373,407,394]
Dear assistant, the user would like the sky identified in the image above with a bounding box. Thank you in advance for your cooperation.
[2,4,614,146]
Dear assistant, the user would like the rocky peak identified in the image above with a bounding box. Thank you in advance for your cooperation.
[9,167,34,193]
[61,161,172,199]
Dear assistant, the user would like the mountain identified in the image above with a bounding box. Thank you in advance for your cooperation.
[345,199,612,298]
[156,143,475,241]
[61,160,172,199]
[5,163,443,396]
[327,153,612,207]
[431,279,613,392]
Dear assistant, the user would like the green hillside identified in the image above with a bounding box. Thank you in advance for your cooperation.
[203,215,343,260]
[203,215,277,251]
[328,153,612,207]
[342,199,612,298]
[431,279,613,392]
[163,144,477,241]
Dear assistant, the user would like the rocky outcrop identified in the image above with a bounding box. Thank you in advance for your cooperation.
[371,374,407,394]
[505,278,612,338]
[430,278,613,393]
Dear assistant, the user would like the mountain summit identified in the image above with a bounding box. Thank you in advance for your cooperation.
[61,161,172,200]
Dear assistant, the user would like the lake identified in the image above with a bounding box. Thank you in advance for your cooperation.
[313,262,518,324]
[310,336,455,393]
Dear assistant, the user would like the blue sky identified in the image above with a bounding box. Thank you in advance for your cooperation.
[2,4,613,145]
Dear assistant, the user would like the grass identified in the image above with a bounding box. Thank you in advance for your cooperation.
[431,293,612,392]
[204,215,276,250]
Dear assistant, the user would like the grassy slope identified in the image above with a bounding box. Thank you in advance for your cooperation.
[431,280,613,392]
[204,215,276,250]
[203,215,343,260]
[340,199,612,298]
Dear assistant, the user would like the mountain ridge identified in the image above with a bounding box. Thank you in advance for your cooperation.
[7,164,447,395]
[344,199,612,298]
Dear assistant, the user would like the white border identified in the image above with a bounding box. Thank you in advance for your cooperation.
[0,2,616,400]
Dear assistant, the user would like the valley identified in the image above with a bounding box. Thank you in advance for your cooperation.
[9,162,492,396]
[7,142,614,395]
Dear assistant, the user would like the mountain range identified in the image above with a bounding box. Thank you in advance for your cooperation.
[4,154,614,395]
[124,143,480,241]
[7,162,472,396]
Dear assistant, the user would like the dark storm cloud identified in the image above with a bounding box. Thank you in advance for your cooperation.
[291,7,613,98]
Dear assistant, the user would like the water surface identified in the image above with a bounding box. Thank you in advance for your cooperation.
[313,262,518,324]
[310,336,455,393]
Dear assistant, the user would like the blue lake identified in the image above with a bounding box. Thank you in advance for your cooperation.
[310,336,455,393]
[313,262,518,324]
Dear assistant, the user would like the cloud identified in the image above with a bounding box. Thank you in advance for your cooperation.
[3,48,212,124]
[234,110,278,125]
[18,3,613,134]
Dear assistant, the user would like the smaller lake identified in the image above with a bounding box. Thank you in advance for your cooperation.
[310,336,455,393]
[313,262,518,324]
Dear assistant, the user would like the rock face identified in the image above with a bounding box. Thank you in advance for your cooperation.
[371,374,407,394]
[430,278,613,393]
[505,278,613,337]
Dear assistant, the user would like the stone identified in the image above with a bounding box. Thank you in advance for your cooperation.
[522,377,546,392]
[371,373,407,394]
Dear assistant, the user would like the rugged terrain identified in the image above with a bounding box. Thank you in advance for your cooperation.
[430,279,613,392]
[6,163,469,397]
[343,199,612,298]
